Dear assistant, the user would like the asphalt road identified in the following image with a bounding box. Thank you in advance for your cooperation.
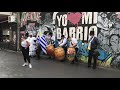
[0,50,120,78]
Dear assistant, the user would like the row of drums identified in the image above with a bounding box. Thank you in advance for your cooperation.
[46,44,76,61]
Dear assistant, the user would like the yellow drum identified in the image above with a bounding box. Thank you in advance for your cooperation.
[67,47,76,61]
[46,44,55,57]
[54,47,65,61]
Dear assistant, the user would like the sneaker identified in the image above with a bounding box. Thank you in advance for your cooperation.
[88,66,91,68]
[22,63,28,66]
[29,64,32,68]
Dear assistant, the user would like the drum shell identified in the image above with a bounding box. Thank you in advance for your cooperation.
[54,47,65,61]
[46,44,55,56]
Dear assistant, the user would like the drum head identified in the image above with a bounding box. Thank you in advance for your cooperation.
[67,47,76,61]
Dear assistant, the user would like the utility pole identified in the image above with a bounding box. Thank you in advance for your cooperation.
[16,12,21,51]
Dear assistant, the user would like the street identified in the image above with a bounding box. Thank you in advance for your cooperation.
[0,50,120,78]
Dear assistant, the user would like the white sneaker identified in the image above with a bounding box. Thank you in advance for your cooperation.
[29,64,32,68]
[22,63,28,66]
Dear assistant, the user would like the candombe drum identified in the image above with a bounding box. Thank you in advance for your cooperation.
[67,47,76,61]
[46,44,55,57]
[54,47,65,61]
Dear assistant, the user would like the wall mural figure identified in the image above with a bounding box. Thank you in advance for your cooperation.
[97,12,120,68]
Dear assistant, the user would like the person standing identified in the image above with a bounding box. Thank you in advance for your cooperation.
[36,36,41,60]
[36,31,48,59]
[47,32,55,46]
[46,32,55,59]
[68,36,79,64]
[58,35,67,61]
[88,30,100,69]
[21,33,32,68]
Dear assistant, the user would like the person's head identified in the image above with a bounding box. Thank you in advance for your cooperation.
[24,33,29,39]
[49,32,53,37]
[100,12,107,17]
[44,31,48,35]
[29,34,32,38]
[110,34,119,46]
[67,36,72,41]
[61,35,65,39]
[90,30,94,36]
[84,40,88,43]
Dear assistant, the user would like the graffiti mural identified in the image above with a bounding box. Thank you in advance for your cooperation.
[20,12,120,69]
[97,12,120,68]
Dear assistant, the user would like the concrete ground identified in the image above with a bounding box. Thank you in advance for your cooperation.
[0,49,120,78]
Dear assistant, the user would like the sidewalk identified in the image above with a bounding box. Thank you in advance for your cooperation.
[3,49,120,72]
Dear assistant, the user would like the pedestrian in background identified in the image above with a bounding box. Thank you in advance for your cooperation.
[21,33,32,68]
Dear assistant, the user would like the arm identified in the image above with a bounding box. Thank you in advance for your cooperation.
[59,39,67,46]
[72,39,78,47]
[95,37,100,48]
[72,43,77,47]
[26,41,30,49]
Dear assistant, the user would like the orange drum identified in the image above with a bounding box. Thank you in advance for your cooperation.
[67,47,76,61]
[46,44,55,56]
[54,47,65,61]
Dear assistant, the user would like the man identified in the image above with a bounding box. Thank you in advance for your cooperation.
[46,32,55,59]
[58,35,67,61]
[68,36,79,64]
[36,31,48,60]
[47,32,55,46]
[88,30,100,69]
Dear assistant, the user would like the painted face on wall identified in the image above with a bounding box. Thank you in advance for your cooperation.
[110,35,120,53]
[112,55,120,66]
[101,13,107,18]
[98,33,108,45]
[110,35,119,46]
[115,55,120,62]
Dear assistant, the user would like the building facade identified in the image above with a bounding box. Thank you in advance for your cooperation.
[0,12,18,51]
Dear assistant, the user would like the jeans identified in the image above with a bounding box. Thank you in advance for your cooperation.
[21,47,30,63]
[88,49,98,68]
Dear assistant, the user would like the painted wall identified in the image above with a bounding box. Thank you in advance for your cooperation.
[20,12,120,69]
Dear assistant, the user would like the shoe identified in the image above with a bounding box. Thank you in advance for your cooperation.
[22,63,28,66]
[29,64,32,68]
[88,66,91,68]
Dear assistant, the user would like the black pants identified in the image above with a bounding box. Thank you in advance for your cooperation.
[21,47,30,63]
[63,46,67,60]
[88,50,97,68]
[71,48,78,63]
[36,44,42,59]
[55,46,67,61]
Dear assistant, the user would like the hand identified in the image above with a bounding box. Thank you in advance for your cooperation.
[25,47,28,49]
